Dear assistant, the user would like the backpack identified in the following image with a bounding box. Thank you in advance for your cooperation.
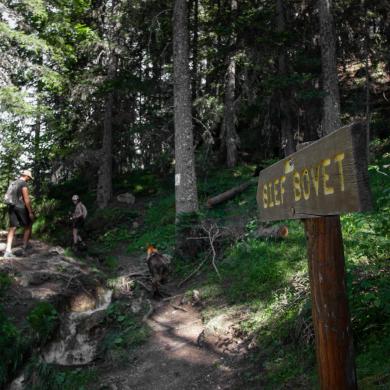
[4,180,20,206]
[80,203,88,219]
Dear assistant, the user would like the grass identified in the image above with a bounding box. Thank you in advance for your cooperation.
[190,139,390,388]
[127,194,176,253]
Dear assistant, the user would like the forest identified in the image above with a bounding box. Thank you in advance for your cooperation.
[0,0,389,389]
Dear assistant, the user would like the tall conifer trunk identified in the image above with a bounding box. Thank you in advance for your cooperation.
[97,58,115,209]
[33,112,42,197]
[97,1,117,209]
[191,0,199,101]
[220,0,239,168]
[173,0,199,215]
[318,0,341,135]
[276,0,295,156]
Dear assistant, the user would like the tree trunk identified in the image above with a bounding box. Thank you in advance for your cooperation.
[173,0,199,215]
[220,0,239,168]
[191,0,199,101]
[96,0,118,209]
[318,0,341,135]
[97,46,117,208]
[33,112,42,198]
[276,0,296,156]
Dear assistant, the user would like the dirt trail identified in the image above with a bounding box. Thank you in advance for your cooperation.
[99,302,231,389]
[96,253,243,390]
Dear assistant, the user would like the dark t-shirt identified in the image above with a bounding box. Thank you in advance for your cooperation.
[13,179,27,209]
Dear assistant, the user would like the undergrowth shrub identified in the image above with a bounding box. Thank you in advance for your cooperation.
[113,171,159,196]
[0,309,26,387]
[0,272,12,296]
[27,302,59,343]
[100,301,149,363]
[26,360,95,390]
[127,194,176,252]
[0,273,26,387]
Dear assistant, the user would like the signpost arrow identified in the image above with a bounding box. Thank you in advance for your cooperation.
[257,122,372,389]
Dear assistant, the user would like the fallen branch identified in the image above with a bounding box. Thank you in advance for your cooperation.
[206,179,256,208]
[162,293,184,301]
[126,271,149,278]
[171,304,188,312]
[136,279,153,293]
[177,257,207,288]
[204,224,221,279]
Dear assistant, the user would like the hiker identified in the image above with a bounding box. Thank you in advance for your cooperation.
[4,170,35,258]
[70,195,87,249]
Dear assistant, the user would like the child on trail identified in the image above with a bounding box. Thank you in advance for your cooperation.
[3,170,35,258]
[71,195,87,249]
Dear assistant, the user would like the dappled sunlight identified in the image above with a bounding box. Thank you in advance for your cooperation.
[95,299,240,390]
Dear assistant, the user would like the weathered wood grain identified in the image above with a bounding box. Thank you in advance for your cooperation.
[305,216,357,389]
[256,122,372,222]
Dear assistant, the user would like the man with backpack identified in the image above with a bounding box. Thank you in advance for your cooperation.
[3,170,35,258]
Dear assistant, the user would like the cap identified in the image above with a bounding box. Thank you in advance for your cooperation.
[21,169,33,180]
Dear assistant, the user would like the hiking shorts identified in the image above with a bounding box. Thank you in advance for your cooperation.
[8,206,31,228]
[72,217,85,229]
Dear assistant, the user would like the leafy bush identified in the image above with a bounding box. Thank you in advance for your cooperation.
[0,272,12,297]
[27,302,59,343]
[26,360,95,390]
[113,171,160,195]
[0,308,26,386]
[100,301,149,362]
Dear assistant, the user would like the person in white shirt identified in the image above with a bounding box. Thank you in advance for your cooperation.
[71,194,87,247]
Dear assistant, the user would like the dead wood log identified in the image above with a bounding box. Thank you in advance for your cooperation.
[255,225,288,239]
[206,179,256,208]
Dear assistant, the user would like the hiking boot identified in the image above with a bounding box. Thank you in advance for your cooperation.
[3,251,16,259]
[23,243,33,251]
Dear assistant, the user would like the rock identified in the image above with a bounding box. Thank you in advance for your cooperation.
[132,221,139,229]
[49,246,66,255]
[116,192,135,205]
[69,292,97,312]
[192,289,201,305]
[131,297,143,314]
[0,242,6,252]
[203,314,232,338]
[8,373,25,390]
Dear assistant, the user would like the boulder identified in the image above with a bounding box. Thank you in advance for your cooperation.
[116,192,135,205]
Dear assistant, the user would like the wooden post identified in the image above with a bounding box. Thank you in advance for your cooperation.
[256,123,372,389]
[304,216,357,389]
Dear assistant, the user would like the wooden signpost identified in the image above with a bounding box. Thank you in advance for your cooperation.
[256,122,373,389]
